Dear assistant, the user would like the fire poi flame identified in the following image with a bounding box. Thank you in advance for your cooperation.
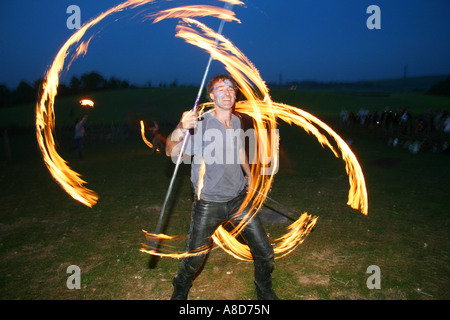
[140,120,155,149]
[35,0,367,262]
[79,99,94,107]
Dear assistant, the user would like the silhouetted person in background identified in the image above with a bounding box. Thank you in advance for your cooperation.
[74,115,88,159]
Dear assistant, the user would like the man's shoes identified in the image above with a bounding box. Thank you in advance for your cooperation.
[170,278,191,300]
[255,282,279,300]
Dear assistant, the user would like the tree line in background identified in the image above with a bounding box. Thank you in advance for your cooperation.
[0,71,181,108]
[1,72,449,109]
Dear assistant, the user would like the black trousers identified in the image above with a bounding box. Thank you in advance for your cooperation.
[172,192,275,299]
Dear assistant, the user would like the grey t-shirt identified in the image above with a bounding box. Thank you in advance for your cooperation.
[186,111,246,202]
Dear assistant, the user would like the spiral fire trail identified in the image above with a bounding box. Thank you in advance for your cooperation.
[142,14,367,260]
[35,0,367,262]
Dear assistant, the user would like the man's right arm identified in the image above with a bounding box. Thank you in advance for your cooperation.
[165,110,197,157]
[165,123,187,157]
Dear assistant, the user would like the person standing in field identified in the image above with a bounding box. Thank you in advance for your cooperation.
[165,74,278,300]
[149,120,166,154]
[74,114,88,159]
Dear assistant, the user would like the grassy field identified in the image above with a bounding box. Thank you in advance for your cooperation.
[2,86,450,126]
[0,88,449,300]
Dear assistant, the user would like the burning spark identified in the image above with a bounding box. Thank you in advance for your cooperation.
[79,99,94,107]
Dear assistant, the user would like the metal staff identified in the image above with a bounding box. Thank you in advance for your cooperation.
[149,3,234,250]
[250,187,300,222]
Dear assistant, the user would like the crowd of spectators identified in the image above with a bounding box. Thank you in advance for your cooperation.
[339,107,450,154]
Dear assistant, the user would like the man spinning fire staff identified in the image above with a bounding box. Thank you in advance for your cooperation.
[165,74,278,300]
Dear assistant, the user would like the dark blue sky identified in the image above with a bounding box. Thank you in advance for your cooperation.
[1,0,449,89]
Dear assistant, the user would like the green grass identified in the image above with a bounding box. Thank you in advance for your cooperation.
[0,87,204,127]
[0,88,449,300]
[269,89,450,116]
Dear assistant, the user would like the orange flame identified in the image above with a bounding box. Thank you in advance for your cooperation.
[35,0,367,261]
[35,0,241,208]
[35,0,168,208]
[141,7,368,260]
[79,99,94,107]
[139,120,154,149]
[148,5,241,24]
[211,212,319,261]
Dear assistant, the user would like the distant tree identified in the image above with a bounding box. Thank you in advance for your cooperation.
[428,75,450,96]
[120,79,130,89]
[170,79,178,88]
[70,76,81,93]
[32,78,46,98]
[33,78,44,91]
[57,83,70,96]
[13,81,35,105]
[1,71,144,108]
[0,84,12,108]
[106,76,121,90]
[80,71,106,91]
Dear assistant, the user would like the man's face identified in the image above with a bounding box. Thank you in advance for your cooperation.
[209,79,236,111]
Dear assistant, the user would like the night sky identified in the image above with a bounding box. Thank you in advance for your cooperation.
[1,0,449,89]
